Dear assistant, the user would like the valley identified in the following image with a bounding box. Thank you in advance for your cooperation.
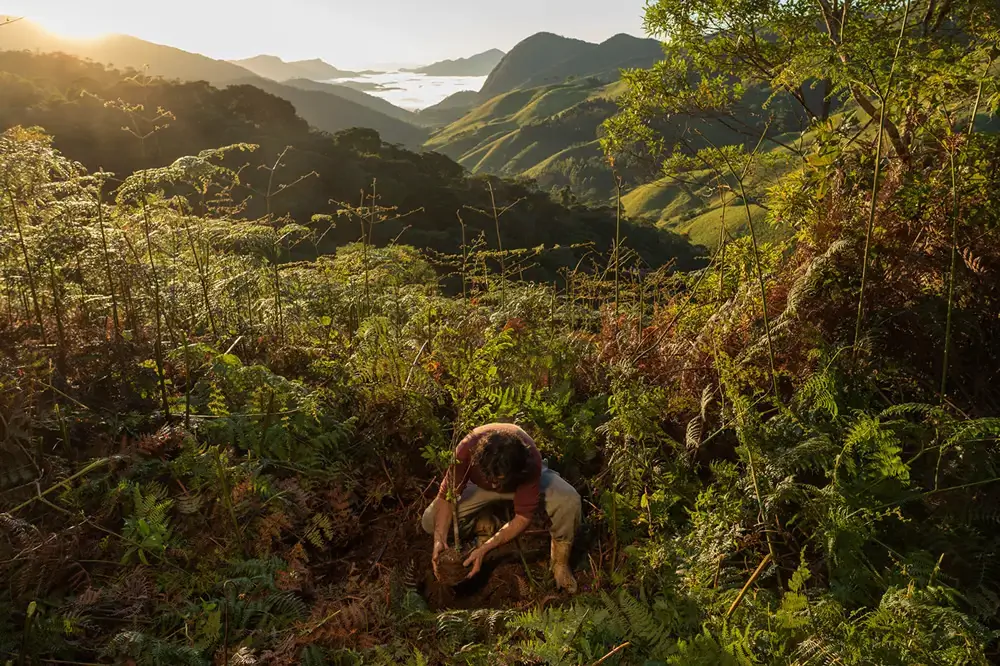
[0,16,784,247]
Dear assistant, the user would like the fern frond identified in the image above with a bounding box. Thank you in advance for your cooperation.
[687,416,703,452]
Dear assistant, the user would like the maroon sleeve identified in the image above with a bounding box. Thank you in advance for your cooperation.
[437,433,476,501]
[512,437,543,518]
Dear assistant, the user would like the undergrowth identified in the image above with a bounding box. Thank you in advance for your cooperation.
[3,10,1000,664]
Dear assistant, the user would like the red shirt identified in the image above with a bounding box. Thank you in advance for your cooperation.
[437,423,542,518]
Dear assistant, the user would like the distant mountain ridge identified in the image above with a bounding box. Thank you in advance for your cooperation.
[0,17,258,84]
[230,55,371,82]
[417,30,671,194]
[0,18,425,146]
[479,32,662,99]
[282,78,423,125]
[231,77,428,146]
[404,49,505,76]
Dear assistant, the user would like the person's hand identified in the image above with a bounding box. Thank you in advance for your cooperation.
[432,539,447,582]
[463,545,489,579]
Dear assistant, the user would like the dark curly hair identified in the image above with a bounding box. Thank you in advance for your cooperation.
[471,431,534,492]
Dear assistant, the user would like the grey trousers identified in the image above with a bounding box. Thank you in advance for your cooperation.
[421,467,582,542]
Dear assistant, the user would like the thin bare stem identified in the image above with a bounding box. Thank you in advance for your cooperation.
[139,182,171,418]
[4,185,46,343]
[853,0,911,354]
[613,172,624,318]
[940,67,988,401]
[488,181,505,309]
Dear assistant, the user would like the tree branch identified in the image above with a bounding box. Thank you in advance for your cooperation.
[849,85,909,160]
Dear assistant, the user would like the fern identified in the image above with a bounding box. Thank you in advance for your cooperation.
[389,563,428,621]
[508,604,604,665]
[300,644,328,666]
[616,590,674,658]
[119,481,175,565]
[303,512,335,549]
[103,630,209,666]
[222,590,308,633]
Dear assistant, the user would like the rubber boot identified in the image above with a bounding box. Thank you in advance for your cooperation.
[474,510,501,547]
[550,539,578,593]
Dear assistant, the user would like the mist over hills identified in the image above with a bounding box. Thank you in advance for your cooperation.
[229,55,371,82]
[404,49,506,76]
[0,18,426,146]
[0,18,725,233]
[230,77,429,146]
[281,78,425,125]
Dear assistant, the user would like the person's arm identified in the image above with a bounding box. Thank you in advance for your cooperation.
[433,497,453,547]
[463,513,531,577]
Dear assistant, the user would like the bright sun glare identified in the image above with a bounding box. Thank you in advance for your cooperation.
[36,14,112,40]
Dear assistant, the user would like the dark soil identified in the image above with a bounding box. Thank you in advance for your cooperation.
[437,547,472,586]
[315,487,594,613]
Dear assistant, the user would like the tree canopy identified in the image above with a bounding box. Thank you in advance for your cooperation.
[606,0,998,163]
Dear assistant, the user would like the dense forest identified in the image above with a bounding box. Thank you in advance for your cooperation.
[3,0,1000,664]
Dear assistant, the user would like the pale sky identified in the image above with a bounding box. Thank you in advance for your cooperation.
[2,0,650,69]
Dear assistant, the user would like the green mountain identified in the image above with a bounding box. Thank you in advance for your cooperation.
[479,32,662,99]
[414,90,482,126]
[230,54,365,81]
[404,48,505,76]
[0,18,426,147]
[418,31,673,202]
[0,50,704,277]
[425,79,621,201]
[425,30,815,247]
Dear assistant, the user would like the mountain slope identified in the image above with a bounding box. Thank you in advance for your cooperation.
[230,77,428,147]
[479,33,594,98]
[477,32,662,100]
[1,19,425,147]
[425,80,621,199]
[282,78,422,125]
[415,90,482,126]
[533,33,662,88]
[424,33,666,178]
[622,147,798,249]
[405,49,505,76]
[230,55,363,81]
[427,65,803,229]
[1,18,257,84]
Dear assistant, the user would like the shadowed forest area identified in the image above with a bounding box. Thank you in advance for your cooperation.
[4,1,1000,664]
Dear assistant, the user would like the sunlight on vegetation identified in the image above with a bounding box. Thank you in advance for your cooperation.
[2,1,1000,664]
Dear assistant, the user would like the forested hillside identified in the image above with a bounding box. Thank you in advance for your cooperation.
[0,50,702,277]
[4,1,1000,665]
[424,29,819,241]
[478,33,661,99]
[0,16,260,84]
